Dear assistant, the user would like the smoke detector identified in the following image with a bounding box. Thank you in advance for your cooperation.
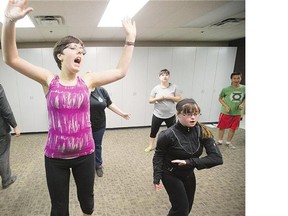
[34,16,64,26]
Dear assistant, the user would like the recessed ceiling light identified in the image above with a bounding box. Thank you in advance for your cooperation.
[98,0,149,27]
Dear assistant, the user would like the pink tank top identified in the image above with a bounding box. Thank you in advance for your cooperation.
[45,75,94,158]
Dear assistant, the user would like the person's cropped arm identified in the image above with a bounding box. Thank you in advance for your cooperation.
[0,85,17,129]
[108,103,130,120]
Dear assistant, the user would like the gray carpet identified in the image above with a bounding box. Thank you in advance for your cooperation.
[0,126,245,216]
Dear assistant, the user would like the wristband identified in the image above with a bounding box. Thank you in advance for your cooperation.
[125,41,135,46]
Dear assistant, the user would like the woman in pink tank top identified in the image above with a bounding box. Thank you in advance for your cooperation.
[1,1,136,215]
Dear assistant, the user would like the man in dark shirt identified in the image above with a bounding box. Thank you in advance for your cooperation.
[0,84,20,189]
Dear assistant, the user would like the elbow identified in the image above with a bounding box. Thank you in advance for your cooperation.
[209,155,223,167]
[2,56,16,67]
[219,158,224,165]
[118,70,126,79]
[217,155,224,165]
[114,70,126,81]
[115,66,129,79]
[2,56,10,65]
[176,96,182,102]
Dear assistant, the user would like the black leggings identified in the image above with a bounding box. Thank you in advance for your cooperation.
[150,115,176,138]
[45,153,95,216]
[162,171,196,216]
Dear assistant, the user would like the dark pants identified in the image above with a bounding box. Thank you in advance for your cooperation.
[0,134,12,187]
[92,127,106,168]
[45,153,95,216]
[162,171,196,216]
[150,115,176,138]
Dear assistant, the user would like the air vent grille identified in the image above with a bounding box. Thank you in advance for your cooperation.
[34,16,64,26]
[210,18,244,28]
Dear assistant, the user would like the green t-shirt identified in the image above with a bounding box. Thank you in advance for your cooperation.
[219,85,245,116]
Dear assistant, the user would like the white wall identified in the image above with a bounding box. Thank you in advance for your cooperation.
[0,46,236,133]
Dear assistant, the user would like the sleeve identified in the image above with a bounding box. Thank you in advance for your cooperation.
[150,86,157,97]
[100,87,112,107]
[186,138,223,170]
[152,130,169,184]
[0,85,17,129]
[173,84,182,96]
[219,87,226,98]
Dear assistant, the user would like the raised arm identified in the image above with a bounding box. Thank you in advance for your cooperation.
[84,17,137,89]
[1,0,53,89]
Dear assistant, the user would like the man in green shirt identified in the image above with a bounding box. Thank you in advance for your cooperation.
[217,72,245,149]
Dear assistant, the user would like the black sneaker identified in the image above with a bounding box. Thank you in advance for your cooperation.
[96,167,103,177]
[3,176,17,189]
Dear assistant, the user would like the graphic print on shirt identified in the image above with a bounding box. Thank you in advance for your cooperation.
[229,91,244,103]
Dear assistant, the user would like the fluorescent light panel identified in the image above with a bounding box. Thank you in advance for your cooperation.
[0,2,35,28]
[98,0,149,27]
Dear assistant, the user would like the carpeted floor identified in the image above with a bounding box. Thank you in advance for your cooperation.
[0,126,245,216]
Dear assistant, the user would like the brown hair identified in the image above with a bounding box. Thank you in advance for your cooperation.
[176,98,213,139]
[53,35,85,70]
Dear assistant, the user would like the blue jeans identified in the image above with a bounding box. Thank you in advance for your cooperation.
[0,134,12,186]
[92,127,106,168]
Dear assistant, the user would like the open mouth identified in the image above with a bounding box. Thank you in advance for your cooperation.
[74,57,81,64]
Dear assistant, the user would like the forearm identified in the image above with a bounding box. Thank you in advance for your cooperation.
[219,98,229,109]
[166,95,181,102]
[192,140,223,169]
[108,104,126,117]
[115,42,135,78]
[114,17,136,78]
[1,18,18,65]
[149,96,160,104]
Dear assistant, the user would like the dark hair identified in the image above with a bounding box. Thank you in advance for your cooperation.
[230,72,242,79]
[53,35,85,70]
[159,69,170,76]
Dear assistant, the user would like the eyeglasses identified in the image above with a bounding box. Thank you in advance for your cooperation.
[64,45,86,55]
[181,112,201,117]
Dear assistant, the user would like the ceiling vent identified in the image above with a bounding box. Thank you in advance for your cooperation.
[34,16,64,26]
[210,18,244,28]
